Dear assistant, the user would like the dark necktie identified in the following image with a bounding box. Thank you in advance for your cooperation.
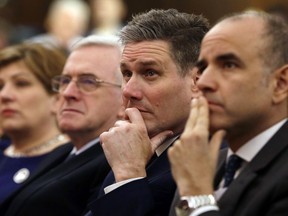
[223,154,242,187]
[64,153,76,163]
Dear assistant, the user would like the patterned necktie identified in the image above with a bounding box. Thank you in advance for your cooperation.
[223,154,242,187]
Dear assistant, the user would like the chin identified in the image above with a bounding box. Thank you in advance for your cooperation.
[59,122,80,132]
[209,120,228,134]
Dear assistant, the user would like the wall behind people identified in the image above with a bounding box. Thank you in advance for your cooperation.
[0,0,287,42]
[88,0,127,36]
[0,17,12,49]
[27,0,90,54]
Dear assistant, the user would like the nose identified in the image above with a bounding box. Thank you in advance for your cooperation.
[122,76,143,101]
[0,84,14,102]
[62,80,81,100]
[196,66,218,93]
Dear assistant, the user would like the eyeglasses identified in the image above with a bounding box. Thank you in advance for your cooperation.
[52,74,121,93]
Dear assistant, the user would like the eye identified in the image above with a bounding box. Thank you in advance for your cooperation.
[195,63,207,75]
[122,70,132,78]
[15,80,31,88]
[223,62,238,69]
[144,70,157,77]
[59,77,70,85]
[0,82,4,91]
[122,70,132,82]
[81,78,97,86]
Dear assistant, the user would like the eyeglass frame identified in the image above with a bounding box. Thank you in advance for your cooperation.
[51,74,122,93]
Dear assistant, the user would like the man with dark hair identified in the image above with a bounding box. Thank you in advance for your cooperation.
[168,10,288,216]
[87,9,209,216]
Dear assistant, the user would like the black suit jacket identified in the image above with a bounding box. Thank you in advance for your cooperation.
[170,121,288,216]
[88,146,177,216]
[0,141,111,216]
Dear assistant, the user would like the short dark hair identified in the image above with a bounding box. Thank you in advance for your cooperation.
[263,12,288,70]
[119,9,210,76]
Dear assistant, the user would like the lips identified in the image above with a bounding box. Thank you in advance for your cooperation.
[125,101,148,112]
[137,108,149,113]
[129,106,150,114]
[61,108,83,115]
[206,99,223,111]
[1,109,17,117]
[207,100,221,106]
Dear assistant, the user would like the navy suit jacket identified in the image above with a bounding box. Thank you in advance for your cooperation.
[88,146,177,216]
[0,141,111,216]
[170,120,288,216]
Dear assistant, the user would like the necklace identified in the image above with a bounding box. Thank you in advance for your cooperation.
[5,134,68,157]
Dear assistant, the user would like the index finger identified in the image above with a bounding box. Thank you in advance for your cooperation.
[194,96,209,132]
[125,108,146,126]
[182,96,209,136]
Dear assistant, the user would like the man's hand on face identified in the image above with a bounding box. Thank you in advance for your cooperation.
[100,108,172,182]
[168,97,226,196]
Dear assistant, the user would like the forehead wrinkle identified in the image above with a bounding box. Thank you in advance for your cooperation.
[120,54,168,71]
[202,17,265,58]
[200,32,259,67]
[122,41,171,62]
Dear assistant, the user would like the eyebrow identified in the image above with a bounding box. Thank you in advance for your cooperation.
[196,53,243,68]
[62,73,102,81]
[216,53,243,66]
[10,72,34,79]
[120,59,159,69]
[78,72,96,76]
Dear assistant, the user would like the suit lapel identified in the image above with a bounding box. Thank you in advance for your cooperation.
[9,142,73,190]
[214,148,227,189]
[218,121,288,215]
[38,141,103,180]
[146,135,180,179]
[21,141,103,199]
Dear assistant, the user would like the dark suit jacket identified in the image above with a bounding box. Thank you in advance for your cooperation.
[170,120,288,216]
[0,141,111,216]
[88,147,177,216]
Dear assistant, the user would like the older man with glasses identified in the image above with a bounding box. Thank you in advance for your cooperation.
[52,74,121,93]
[0,35,124,216]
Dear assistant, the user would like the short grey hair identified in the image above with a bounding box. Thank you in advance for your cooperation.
[71,35,122,51]
[70,35,123,83]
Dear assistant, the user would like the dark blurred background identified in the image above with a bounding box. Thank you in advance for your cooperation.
[0,0,287,48]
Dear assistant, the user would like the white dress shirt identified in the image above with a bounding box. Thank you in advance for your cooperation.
[189,118,288,216]
[104,135,180,194]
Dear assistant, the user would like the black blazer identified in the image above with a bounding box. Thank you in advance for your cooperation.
[170,120,288,216]
[88,147,177,216]
[0,141,111,216]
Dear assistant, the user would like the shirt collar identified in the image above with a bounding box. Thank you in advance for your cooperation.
[155,134,180,156]
[228,118,288,162]
[70,137,100,155]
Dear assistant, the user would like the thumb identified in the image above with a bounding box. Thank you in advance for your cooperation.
[150,130,174,152]
[209,130,226,170]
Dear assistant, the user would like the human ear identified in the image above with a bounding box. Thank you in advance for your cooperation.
[272,65,288,104]
[190,68,201,98]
